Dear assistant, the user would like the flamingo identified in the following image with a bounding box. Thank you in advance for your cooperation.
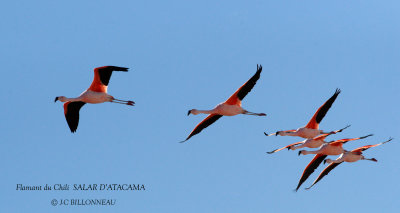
[182,64,266,142]
[55,66,135,132]
[305,137,393,190]
[295,134,373,191]
[267,125,350,154]
[265,89,341,139]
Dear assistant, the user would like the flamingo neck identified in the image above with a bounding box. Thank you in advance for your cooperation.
[301,150,318,155]
[59,96,81,102]
[192,109,216,115]
[279,131,299,136]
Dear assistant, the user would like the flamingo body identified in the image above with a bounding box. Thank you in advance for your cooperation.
[78,90,114,104]
[190,103,245,116]
[293,138,326,149]
[278,127,322,139]
[329,152,363,163]
[299,142,344,156]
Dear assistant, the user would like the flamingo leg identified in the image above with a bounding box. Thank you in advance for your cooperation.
[243,111,266,116]
[363,157,377,162]
[111,98,135,106]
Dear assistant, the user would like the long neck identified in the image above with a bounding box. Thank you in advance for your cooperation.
[280,131,299,136]
[60,97,82,102]
[193,109,216,115]
[302,150,319,155]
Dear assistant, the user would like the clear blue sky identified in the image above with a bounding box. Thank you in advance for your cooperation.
[1,0,399,212]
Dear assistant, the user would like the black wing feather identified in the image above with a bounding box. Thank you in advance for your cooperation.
[306,162,342,190]
[183,114,223,142]
[65,101,86,133]
[98,66,129,86]
[315,88,341,124]
[295,154,327,191]
[236,64,262,101]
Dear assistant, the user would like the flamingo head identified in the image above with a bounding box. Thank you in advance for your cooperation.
[54,96,66,102]
[187,109,199,115]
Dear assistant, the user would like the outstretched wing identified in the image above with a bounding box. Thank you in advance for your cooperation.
[295,154,327,191]
[225,64,262,106]
[313,125,351,141]
[63,101,86,133]
[329,134,373,146]
[182,114,223,142]
[267,141,303,154]
[306,162,342,190]
[89,66,129,93]
[305,89,341,129]
[352,138,393,152]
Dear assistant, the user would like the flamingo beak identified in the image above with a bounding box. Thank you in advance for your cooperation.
[323,160,327,164]
[54,97,59,102]
[275,131,279,136]
[371,158,378,162]
[298,151,301,156]
[187,110,192,116]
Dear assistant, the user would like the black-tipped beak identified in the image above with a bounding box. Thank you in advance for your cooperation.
[54,97,59,102]
[187,110,191,116]
[275,131,279,136]
[298,151,301,156]
[323,160,327,164]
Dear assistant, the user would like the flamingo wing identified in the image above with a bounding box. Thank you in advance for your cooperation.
[295,154,327,191]
[352,137,393,152]
[305,88,341,129]
[329,134,373,145]
[182,114,223,142]
[63,101,86,133]
[314,124,351,140]
[89,66,129,92]
[306,162,342,190]
[312,133,332,141]
[225,64,262,106]
[267,141,303,154]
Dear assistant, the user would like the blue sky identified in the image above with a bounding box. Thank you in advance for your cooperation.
[1,0,399,212]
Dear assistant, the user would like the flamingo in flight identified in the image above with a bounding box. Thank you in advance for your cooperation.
[265,89,341,139]
[182,64,266,142]
[55,66,135,132]
[305,137,393,190]
[266,125,350,154]
[295,134,373,191]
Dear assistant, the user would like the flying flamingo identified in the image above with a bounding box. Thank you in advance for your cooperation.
[305,137,393,190]
[295,134,373,191]
[55,66,135,132]
[182,64,266,142]
[266,125,350,154]
[265,89,341,139]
